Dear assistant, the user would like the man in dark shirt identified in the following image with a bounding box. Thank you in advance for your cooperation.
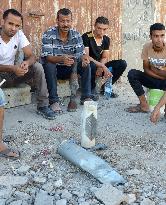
[41,8,92,112]
[82,16,127,98]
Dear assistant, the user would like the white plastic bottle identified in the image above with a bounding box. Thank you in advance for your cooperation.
[104,67,113,99]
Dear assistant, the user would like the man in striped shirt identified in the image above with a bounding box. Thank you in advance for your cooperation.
[41,8,92,112]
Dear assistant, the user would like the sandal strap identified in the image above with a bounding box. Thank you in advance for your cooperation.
[0,148,20,157]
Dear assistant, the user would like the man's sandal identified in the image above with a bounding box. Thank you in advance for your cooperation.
[50,102,63,114]
[0,148,20,159]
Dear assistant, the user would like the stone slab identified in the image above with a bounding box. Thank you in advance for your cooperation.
[3,84,31,108]
[0,176,29,187]
[34,190,54,205]
[94,184,128,205]
[57,80,70,98]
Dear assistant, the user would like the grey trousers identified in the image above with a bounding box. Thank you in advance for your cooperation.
[0,62,49,108]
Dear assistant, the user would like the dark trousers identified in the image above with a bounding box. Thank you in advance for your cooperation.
[43,62,92,104]
[90,59,127,90]
[128,69,166,96]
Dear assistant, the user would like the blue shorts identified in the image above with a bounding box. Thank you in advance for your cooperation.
[0,88,6,107]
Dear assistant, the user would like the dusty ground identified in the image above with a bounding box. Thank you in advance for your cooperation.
[0,80,166,205]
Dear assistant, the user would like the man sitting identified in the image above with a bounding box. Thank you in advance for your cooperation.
[82,16,127,99]
[41,8,92,112]
[0,9,56,120]
[127,23,166,113]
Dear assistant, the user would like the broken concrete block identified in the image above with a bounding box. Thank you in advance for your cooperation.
[3,84,31,108]
[56,199,67,205]
[57,80,70,98]
[0,176,29,187]
[9,200,23,205]
[128,194,136,204]
[34,190,54,205]
[140,198,155,205]
[0,199,6,205]
[33,176,47,184]
[17,165,31,174]
[0,187,12,198]
[93,184,128,205]
[14,191,31,200]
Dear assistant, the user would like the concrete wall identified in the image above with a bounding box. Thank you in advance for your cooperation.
[122,0,155,69]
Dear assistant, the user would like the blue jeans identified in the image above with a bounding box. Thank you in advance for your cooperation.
[128,69,166,96]
[43,61,91,104]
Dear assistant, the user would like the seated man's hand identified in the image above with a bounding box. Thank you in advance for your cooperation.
[102,66,113,78]
[20,61,29,74]
[13,65,27,77]
[81,54,90,68]
[150,107,160,124]
[96,67,103,77]
[63,55,75,66]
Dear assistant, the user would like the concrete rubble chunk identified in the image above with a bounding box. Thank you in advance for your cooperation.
[0,176,29,187]
[79,202,90,205]
[128,193,136,204]
[42,182,54,193]
[33,177,47,184]
[61,189,72,199]
[157,192,166,200]
[54,179,63,188]
[14,191,31,200]
[93,184,128,205]
[0,187,12,198]
[34,190,54,205]
[140,198,155,205]
[56,199,67,205]
[0,199,6,205]
[22,201,29,205]
[17,165,31,174]
[158,202,166,205]
[9,200,23,205]
[126,169,141,176]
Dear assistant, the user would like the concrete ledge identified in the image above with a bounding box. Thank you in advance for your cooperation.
[3,80,70,108]
[57,80,71,98]
[3,84,31,108]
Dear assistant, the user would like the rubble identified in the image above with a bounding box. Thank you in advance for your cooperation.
[0,82,165,204]
[93,184,128,205]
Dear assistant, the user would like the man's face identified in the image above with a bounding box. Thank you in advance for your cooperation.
[1,13,22,37]
[57,14,72,33]
[150,30,165,51]
[94,23,109,38]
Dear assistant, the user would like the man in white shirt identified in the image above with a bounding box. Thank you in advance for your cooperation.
[0,9,56,120]
[0,9,56,158]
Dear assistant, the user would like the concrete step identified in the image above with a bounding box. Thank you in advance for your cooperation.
[3,84,31,108]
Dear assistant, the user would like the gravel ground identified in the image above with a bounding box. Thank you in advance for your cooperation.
[0,80,166,205]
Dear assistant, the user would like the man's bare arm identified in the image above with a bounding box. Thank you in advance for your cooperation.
[151,66,166,78]
[143,60,165,80]
[22,45,36,66]
[0,65,16,72]
[100,50,109,65]
[46,56,64,64]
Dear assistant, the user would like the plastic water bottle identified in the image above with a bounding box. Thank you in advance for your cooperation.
[104,67,112,99]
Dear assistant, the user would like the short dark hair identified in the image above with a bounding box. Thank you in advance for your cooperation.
[3,9,23,21]
[95,16,109,25]
[150,23,165,35]
[57,8,72,19]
